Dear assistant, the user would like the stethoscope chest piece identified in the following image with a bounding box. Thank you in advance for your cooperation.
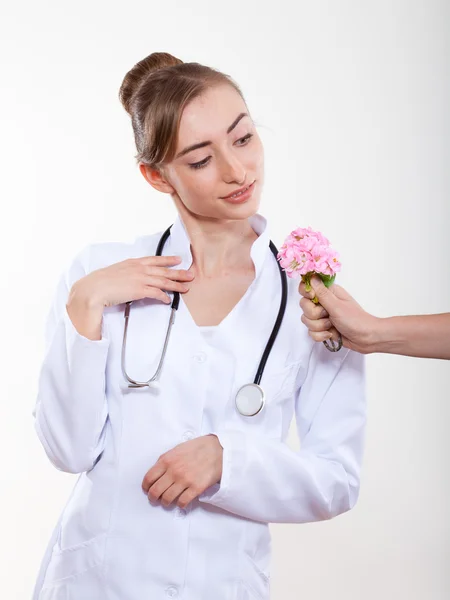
[235,383,265,417]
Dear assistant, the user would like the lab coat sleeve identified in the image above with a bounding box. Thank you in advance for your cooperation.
[32,246,110,474]
[199,344,366,524]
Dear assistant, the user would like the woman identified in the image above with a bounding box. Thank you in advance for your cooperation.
[32,52,366,600]
[299,275,450,360]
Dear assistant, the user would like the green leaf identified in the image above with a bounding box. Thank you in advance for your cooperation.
[320,274,336,288]
[301,272,336,295]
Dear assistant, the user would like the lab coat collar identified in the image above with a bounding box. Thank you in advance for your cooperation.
[168,212,271,279]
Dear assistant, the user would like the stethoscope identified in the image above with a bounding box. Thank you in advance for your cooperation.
[121,225,342,417]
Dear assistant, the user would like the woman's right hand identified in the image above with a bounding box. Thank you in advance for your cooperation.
[66,256,194,340]
[74,255,194,309]
[75,256,194,307]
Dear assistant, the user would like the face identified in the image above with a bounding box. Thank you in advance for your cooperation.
[143,84,264,221]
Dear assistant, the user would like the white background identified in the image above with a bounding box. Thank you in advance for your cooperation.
[0,1,449,598]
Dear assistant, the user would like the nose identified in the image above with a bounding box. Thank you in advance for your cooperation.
[220,150,246,185]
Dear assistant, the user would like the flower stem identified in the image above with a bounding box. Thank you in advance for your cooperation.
[301,273,319,304]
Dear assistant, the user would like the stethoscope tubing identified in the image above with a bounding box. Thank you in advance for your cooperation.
[121,225,288,390]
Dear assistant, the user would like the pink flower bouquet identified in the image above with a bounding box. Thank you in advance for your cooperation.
[277,226,341,304]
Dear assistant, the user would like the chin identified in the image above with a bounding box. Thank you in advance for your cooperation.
[221,200,260,221]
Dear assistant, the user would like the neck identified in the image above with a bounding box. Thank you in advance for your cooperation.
[175,203,258,278]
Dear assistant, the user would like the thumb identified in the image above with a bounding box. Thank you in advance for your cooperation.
[310,275,337,311]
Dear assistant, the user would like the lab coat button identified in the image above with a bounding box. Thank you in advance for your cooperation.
[165,586,179,598]
[193,351,207,363]
[182,430,195,441]
[175,507,187,519]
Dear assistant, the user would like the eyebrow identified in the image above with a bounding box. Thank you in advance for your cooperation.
[175,112,249,160]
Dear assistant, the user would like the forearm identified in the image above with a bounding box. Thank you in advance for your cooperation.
[201,348,366,524]
[200,430,361,524]
[34,306,110,473]
[66,280,104,341]
[369,313,450,360]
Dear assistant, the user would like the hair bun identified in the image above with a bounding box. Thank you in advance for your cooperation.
[119,52,183,115]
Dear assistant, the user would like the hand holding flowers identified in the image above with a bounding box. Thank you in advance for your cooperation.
[277,226,343,351]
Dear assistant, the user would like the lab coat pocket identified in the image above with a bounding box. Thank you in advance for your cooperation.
[262,360,301,405]
[41,532,107,590]
[237,552,271,599]
[232,361,301,440]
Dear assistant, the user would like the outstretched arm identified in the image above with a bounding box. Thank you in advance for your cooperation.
[370,313,450,359]
[300,276,450,360]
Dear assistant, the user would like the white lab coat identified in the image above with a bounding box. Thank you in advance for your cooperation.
[32,213,366,600]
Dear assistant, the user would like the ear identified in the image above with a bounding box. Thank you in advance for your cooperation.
[139,163,175,194]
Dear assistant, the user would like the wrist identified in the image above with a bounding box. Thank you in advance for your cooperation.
[364,316,389,354]
[66,282,105,341]
[68,281,104,313]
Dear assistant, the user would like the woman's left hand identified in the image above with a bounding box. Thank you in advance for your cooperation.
[142,435,223,509]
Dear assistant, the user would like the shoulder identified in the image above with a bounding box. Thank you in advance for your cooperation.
[58,230,164,292]
[71,230,165,275]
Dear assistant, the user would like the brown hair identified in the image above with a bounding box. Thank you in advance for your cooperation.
[119,52,246,169]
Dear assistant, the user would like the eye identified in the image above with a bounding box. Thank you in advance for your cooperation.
[189,157,211,170]
[188,133,253,170]
[235,133,253,146]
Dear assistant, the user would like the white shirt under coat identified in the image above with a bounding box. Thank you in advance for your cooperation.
[32,213,366,600]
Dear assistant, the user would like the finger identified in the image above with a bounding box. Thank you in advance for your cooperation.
[298,280,315,300]
[312,280,338,298]
[141,256,182,267]
[150,267,195,282]
[143,287,173,305]
[328,326,341,344]
[147,472,174,503]
[177,487,200,510]
[308,329,333,343]
[301,314,332,333]
[309,276,339,313]
[329,283,356,303]
[142,462,166,493]
[299,297,329,320]
[145,276,191,294]
[160,482,188,507]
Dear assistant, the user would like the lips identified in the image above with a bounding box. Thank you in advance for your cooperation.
[221,181,255,199]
